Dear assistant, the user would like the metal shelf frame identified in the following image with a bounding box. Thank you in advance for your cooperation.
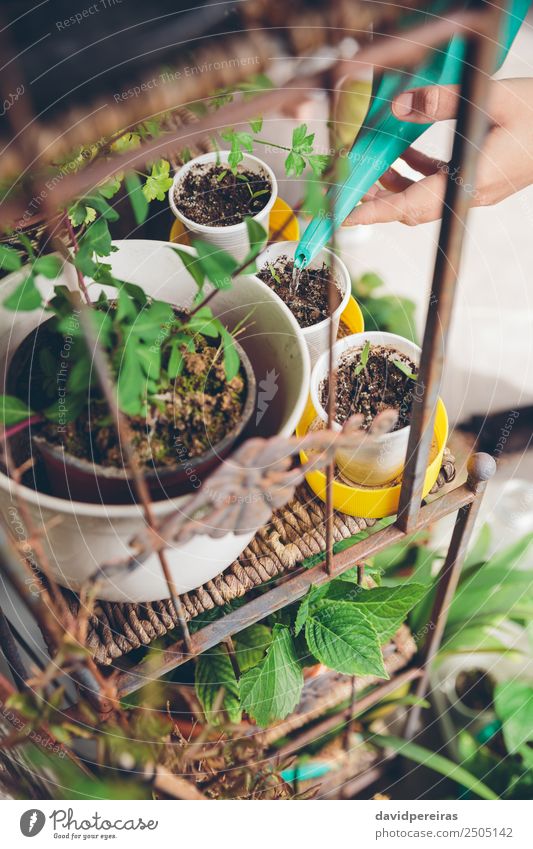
[0,0,502,793]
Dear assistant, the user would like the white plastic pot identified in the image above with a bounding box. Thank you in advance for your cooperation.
[430,621,533,759]
[169,151,278,262]
[256,240,351,369]
[0,240,310,602]
[310,331,421,487]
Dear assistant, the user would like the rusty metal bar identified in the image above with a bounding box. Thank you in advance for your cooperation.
[403,452,496,740]
[271,667,422,761]
[0,604,28,689]
[397,13,503,533]
[114,478,476,698]
[0,8,489,224]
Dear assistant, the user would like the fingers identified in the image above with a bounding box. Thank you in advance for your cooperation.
[392,84,460,123]
[378,167,414,193]
[343,171,447,226]
[400,146,445,176]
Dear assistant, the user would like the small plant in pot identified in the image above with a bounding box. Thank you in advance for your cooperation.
[0,224,267,505]
[169,151,277,262]
[311,331,421,487]
[256,241,351,368]
[169,119,330,262]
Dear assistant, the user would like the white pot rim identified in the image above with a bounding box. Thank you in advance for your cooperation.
[169,150,278,234]
[257,240,351,336]
[0,240,311,520]
[310,330,421,438]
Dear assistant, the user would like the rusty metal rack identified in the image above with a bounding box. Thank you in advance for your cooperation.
[0,0,502,797]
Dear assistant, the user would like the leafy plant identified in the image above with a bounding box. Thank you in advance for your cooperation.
[221,121,329,177]
[194,578,425,727]
[0,237,63,311]
[370,734,498,800]
[0,214,267,428]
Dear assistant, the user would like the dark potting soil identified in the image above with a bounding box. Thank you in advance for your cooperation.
[455,669,495,712]
[11,319,247,470]
[174,162,271,227]
[320,344,417,431]
[257,256,342,329]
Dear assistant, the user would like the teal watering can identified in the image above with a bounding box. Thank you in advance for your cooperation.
[295,0,531,268]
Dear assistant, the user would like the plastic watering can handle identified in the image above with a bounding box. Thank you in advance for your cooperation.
[295,0,531,267]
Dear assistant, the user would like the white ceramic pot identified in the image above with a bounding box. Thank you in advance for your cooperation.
[169,151,278,262]
[256,240,351,369]
[0,240,310,602]
[310,331,421,487]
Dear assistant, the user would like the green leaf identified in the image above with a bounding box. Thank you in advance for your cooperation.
[305,602,388,677]
[124,172,149,225]
[116,287,137,323]
[0,394,34,425]
[494,681,533,755]
[348,583,427,643]
[392,358,418,380]
[249,117,263,133]
[170,246,205,291]
[449,535,533,627]
[3,273,42,311]
[142,159,173,202]
[371,734,498,800]
[294,584,331,636]
[353,339,371,376]
[307,153,330,175]
[440,622,516,655]
[79,216,113,259]
[292,124,308,148]
[195,645,241,725]
[233,624,272,672]
[239,624,303,726]
[129,299,174,343]
[98,174,123,199]
[81,192,119,222]
[192,240,238,289]
[284,150,306,178]
[353,272,385,296]
[33,255,63,279]
[116,344,145,416]
[0,244,22,272]
[220,327,240,381]
[244,216,267,255]
[221,130,253,172]
[68,201,91,227]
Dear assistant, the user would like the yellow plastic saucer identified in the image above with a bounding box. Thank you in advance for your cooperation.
[169,196,300,245]
[340,295,364,335]
[296,396,449,519]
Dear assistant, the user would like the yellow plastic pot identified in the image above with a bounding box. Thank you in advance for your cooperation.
[296,396,448,519]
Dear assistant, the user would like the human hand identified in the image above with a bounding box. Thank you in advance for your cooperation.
[343,77,533,227]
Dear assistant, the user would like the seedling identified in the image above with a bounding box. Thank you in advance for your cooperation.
[353,340,371,376]
[392,358,418,380]
[268,263,282,286]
